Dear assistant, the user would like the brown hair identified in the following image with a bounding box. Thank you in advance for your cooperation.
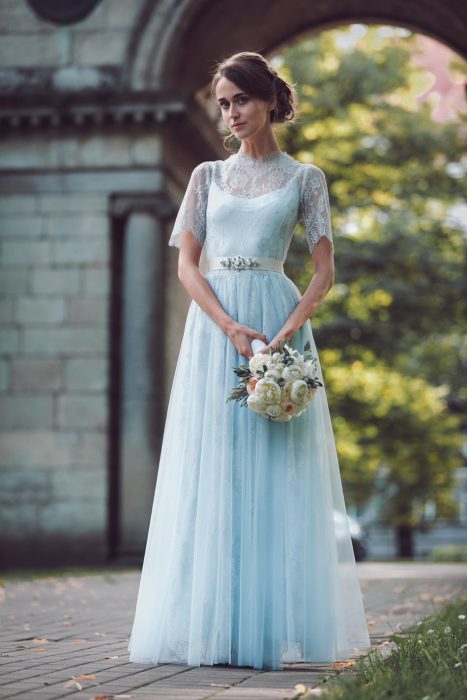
[211,51,296,124]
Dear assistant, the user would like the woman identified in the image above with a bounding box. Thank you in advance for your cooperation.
[127,50,371,670]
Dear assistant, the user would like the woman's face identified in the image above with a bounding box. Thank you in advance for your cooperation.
[215,76,274,140]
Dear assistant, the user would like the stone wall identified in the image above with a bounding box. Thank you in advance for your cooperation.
[0,188,110,566]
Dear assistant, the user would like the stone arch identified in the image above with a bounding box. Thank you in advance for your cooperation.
[128,0,467,92]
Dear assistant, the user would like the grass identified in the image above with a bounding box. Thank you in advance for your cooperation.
[0,563,141,584]
[293,597,467,699]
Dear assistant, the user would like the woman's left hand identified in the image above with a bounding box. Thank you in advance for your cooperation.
[258,329,294,354]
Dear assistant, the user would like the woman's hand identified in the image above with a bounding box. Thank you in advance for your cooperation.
[226,321,268,359]
[258,328,295,354]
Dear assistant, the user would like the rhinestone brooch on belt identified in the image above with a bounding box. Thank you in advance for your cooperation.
[219,255,260,270]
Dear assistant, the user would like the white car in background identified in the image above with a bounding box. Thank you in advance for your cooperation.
[334,511,368,561]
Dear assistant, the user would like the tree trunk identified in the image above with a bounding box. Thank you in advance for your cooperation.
[395,523,414,558]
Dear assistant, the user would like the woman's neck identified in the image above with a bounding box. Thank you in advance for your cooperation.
[238,132,281,160]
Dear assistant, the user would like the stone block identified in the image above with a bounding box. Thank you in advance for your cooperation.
[22,327,107,354]
[50,468,107,502]
[46,213,109,237]
[77,134,132,167]
[0,269,28,294]
[0,1,55,33]
[0,300,14,323]
[104,0,141,30]
[0,501,39,534]
[0,467,51,507]
[67,297,109,324]
[51,236,109,264]
[131,136,162,165]
[16,297,65,324]
[0,328,19,354]
[57,394,107,429]
[30,268,81,295]
[0,395,54,429]
[73,430,107,466]
[39,500,106,536]
[65,358,108,391]
[1,240,50,266]
[0,359,9,391]
[82,268,110,296]
[72,31,127,66]
[0,430,75,468]
[38,194,107,214]
[0,138,59,168]
[0,215,44,241]
[11,359,63,391]
[0,196,37,214]
[0,34,63,67]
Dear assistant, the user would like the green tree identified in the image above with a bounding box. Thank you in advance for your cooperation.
[276,27,466,556]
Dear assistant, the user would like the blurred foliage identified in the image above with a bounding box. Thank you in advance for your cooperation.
[430,544,467,562]
[275,26,467,535]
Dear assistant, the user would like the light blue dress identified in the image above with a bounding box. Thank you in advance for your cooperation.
[127,151,372,670]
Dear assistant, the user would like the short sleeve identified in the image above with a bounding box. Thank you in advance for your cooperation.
[168,161,212,249]
[299,165,334,254]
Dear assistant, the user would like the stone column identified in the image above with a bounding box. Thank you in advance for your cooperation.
[110,193,175,559]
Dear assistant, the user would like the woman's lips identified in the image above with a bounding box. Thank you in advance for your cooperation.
[232,123,246,129]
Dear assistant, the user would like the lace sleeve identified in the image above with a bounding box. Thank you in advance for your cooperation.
[168,162,211,249]
[299,165,334,254]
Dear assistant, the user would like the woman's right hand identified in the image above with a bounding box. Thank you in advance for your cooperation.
[226,321,268,360]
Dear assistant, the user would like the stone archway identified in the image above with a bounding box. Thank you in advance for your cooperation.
[117,0,466,559]
[128,0,466,92]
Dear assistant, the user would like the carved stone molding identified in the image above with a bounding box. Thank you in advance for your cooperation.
[0,90,188,131]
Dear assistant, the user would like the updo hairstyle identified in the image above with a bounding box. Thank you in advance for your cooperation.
[211,51,296,124]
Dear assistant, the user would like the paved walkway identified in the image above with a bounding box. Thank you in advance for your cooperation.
[0,562,466,700]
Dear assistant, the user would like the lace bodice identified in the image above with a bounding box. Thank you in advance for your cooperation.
[168,151,334,261]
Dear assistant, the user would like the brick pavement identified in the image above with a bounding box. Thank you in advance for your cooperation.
[0,562,465,700]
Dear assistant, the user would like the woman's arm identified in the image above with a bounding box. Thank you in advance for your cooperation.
[264,236,334,351]
[177,229,268,357]
[178,229,233,333]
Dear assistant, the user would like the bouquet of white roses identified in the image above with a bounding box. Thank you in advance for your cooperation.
[227,338,323,422]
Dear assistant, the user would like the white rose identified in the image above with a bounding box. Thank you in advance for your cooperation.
[282,365,303,382]
[264,369,282,380]
[266,359,284,371]
[255,378,281,405]
[249,353,269,376]
[290,379,309,405]
[265,404,283,418]
[247,394,266,413]
[303,362,318,380]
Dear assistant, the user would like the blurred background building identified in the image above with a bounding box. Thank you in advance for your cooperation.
[0,1,465,568]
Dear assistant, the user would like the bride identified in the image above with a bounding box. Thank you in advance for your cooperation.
[127,50,371,670]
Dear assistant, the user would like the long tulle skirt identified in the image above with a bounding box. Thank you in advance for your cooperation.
[127,268,371,669]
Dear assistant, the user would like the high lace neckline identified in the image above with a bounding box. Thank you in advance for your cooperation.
[234,150,287,164]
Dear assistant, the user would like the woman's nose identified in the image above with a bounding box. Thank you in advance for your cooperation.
[229,103,239,117]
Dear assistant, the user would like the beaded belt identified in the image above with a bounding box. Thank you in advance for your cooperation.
[207,255,284,273]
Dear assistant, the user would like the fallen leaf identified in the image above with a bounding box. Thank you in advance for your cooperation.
[64,679,82,690]
[35,648,45,653]
[72,639,88,643]
[104,655,119,659]
[209,683,231,688]
[33,638,48,644]
[329,660,357,668]
[74,674,96,681]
